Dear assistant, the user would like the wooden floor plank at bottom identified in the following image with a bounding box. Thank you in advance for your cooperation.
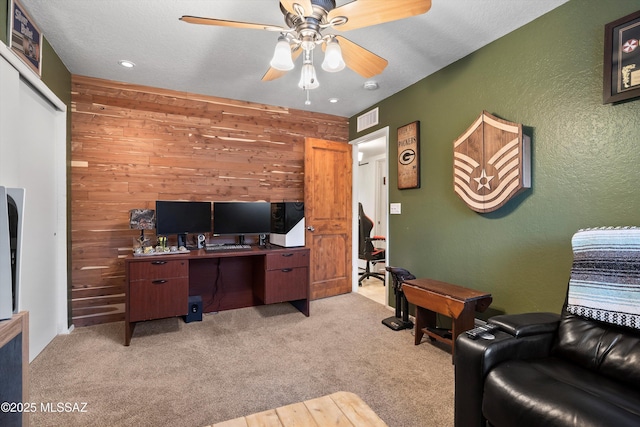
[276,401,319,426]
[331,391,388,427]
[304,395,353,427]
[245,408,283,427]
[208,391,387,427]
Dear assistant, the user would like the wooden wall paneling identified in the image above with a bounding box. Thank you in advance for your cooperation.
[70,75,348,326]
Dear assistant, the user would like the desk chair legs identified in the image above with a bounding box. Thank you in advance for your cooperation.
[358,260,385,285]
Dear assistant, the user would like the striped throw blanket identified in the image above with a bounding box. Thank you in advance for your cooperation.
[567,227,640,330]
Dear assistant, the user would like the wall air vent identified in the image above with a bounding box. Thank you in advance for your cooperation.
[357,107,379,132]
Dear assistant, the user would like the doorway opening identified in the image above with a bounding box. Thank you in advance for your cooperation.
[351,127,389,307]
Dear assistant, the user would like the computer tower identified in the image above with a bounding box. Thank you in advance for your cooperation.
[184,295,202,323]
[270,202,305,247]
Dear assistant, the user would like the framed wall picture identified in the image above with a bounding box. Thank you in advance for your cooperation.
[9,0,42,76]
[397,121,420,189]
[603,9,640,104]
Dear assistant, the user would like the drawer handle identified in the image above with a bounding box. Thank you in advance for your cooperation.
[151,261,167,265]
[152,279,168,284]
[281,253,294,257]
[281,268,293,273]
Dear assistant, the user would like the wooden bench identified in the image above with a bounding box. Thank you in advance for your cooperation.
[208,391,388,427]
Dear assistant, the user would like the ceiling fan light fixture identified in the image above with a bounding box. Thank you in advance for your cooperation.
[321,37,345,72]
[181,0,433,102]
[270,36,295,71]
[298,62,319,90]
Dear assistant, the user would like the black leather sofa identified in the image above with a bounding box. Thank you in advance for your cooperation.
[454,306,640,427]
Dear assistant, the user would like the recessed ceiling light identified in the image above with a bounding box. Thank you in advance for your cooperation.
[329,98,339,103]
[118,60,135,68]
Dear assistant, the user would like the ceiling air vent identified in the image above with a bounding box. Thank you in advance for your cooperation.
[357,107,379,132]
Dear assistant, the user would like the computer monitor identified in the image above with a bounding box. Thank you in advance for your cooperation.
[155,201,212,247]
[212,202,270,242]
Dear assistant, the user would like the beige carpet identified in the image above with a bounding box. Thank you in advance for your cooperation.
[29,293,454,427]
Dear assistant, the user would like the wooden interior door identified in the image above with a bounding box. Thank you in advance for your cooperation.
[304,138,352,299]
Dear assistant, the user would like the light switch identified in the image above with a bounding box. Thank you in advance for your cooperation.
[390,203,401,214]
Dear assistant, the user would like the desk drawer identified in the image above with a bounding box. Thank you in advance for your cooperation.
[128,259,188,281]
[263,267,308,304]
[129,277,188,322]
[265,251,309,270]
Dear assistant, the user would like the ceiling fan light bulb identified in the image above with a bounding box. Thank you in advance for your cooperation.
[298,63,319,90]
[270,37,294,71]
[321,40,345,72]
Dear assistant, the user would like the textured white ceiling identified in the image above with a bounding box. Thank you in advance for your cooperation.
[21,0,567,117]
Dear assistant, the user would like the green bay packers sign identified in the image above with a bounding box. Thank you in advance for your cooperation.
[397,121,420,189]
[453,111,530,213]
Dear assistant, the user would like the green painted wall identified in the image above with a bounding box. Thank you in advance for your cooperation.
[1,0,6,45]
[350,0,640,317]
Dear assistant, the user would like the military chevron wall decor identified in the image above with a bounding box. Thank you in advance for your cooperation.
[453,111,530,213]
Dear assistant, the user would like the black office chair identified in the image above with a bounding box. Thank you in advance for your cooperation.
[358,203,385,285]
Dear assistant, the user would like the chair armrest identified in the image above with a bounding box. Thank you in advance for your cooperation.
[454,315,559,427]
[488,312,560,337]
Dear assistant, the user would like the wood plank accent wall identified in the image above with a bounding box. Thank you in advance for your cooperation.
[71,75,349,327]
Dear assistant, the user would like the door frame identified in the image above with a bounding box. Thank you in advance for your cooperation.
[350,127,390,304]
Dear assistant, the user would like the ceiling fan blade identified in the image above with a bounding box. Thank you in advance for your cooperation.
[334,36,388,78]
[180,15,285,32]
[262,48,303,82]
[328,0,431,31]
[280,0,314,17]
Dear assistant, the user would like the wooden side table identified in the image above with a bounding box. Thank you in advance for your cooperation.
[402,278,492,361]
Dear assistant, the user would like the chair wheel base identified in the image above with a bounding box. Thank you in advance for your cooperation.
[359,272,385,286]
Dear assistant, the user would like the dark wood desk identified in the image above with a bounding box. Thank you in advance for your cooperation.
[124,246,309,345]
[402,278,492,361]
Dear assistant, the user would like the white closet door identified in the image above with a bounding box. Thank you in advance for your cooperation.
[17,77,61,359]
[0,52,68,361]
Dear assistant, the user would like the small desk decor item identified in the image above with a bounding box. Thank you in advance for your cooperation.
[397,121,420,189]
[603,9,640,104]
[129,209,155,250]
[453,111,531,213]
[9,0,42,76]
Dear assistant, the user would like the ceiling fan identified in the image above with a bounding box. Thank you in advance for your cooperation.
[180,0,432,104]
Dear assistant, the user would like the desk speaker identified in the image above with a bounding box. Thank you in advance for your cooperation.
[185,295,202,323]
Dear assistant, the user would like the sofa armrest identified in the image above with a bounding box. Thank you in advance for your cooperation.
[488,312,560,337]
[454,315,559,427]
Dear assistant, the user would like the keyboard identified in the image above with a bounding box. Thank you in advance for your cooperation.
[205,244,252,251]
